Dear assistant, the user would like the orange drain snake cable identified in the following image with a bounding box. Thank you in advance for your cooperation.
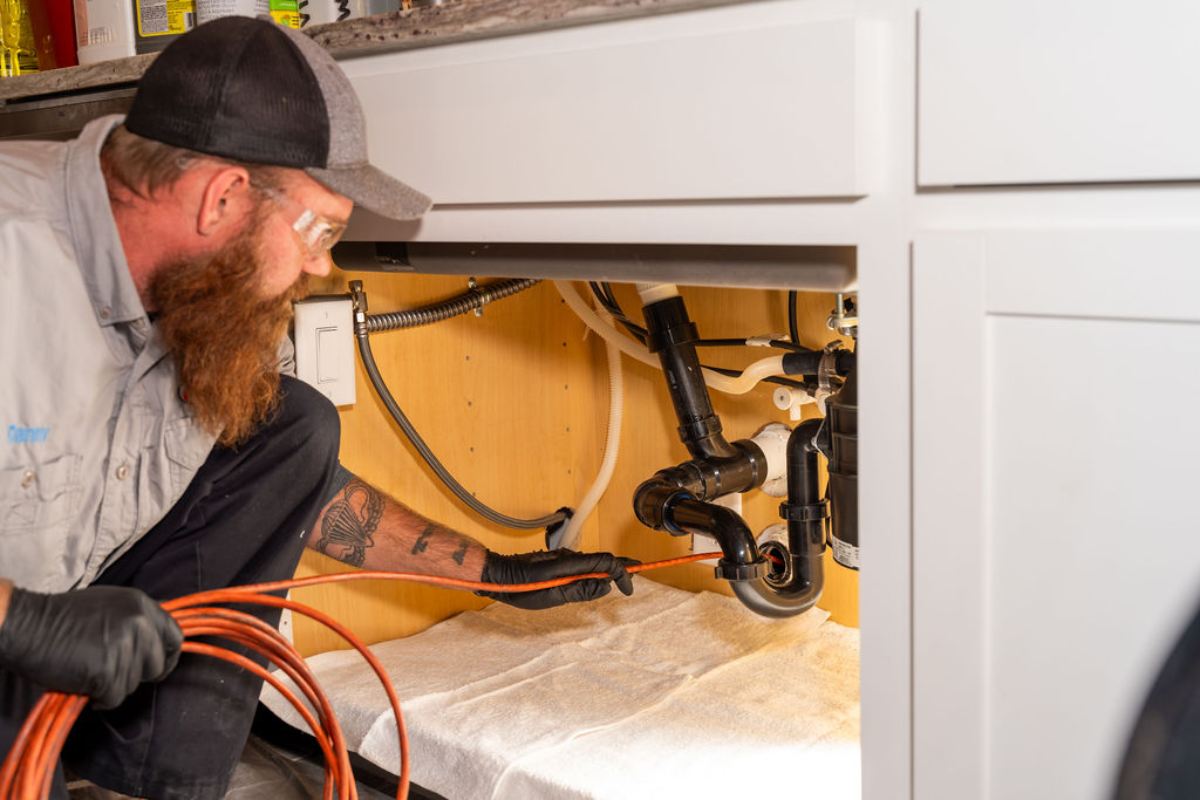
[0,552,721,800]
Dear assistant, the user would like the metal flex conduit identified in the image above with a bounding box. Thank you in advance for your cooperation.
[349,280,566,531]
[363,278,540,332]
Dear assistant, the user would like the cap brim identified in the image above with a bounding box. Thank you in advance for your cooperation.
[306,163,432,221]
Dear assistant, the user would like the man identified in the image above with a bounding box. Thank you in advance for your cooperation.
[0,16,634,799]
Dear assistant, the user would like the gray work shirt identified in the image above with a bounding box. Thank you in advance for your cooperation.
[0,115,292,593]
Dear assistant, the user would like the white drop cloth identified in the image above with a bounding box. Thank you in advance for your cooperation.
[260,577,860,800]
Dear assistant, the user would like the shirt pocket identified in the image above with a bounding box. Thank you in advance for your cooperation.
[163,419,214,498]
[0,453,81,529]
[0,454,83,586]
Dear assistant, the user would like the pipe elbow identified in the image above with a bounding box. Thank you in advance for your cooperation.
[632,479,691,533]
[788,417,823,454]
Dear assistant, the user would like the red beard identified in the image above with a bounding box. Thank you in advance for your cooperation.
[150,221,309,447]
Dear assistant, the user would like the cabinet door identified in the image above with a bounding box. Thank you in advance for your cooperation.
[913,230,1200,800]
[918,1,1200,186]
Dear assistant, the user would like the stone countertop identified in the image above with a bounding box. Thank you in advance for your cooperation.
[0,0,751,104]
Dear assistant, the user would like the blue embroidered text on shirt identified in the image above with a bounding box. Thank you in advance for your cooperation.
[7,425,50,444]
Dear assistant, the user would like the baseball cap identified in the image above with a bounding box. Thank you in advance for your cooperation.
[124,15,431,221]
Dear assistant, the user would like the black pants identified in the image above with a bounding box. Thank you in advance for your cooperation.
[0,376,340,800]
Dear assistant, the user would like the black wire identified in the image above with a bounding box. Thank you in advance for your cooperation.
[590,282,647,343]
[788,290,800,346]
[615,318,648,343]
[588,281,618,312]
[356,332,567,531]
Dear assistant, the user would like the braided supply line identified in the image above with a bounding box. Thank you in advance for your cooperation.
[0,552,721,800]
[364,279,540,333]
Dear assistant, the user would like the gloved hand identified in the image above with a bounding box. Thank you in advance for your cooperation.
[478,549,639,610]
[0,585,183,709]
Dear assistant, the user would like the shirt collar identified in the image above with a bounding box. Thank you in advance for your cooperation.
[64,115,147,329]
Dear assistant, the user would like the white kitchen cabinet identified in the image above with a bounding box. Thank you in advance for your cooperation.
[912,229,1200,799]
[343,6,879,209]
[918,1,1200,187]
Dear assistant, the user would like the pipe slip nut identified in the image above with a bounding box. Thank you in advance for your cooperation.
[715,558,770,582]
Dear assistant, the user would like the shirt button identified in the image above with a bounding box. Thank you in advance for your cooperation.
[115,463,130,480]
[20,470,35,489]
[99,306,112,321]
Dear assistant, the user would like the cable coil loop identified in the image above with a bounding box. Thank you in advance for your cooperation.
[0,553,719,800]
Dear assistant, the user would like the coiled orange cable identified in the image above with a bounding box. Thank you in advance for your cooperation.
[0,552,720,800]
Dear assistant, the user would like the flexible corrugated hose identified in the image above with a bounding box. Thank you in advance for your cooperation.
[364,278,540,333]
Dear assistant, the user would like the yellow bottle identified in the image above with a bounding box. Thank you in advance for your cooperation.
[0,0,39,76]
[132,0,196,54]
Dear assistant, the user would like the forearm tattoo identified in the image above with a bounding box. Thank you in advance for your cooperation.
[411,524,435,555]
[315,479,383,567]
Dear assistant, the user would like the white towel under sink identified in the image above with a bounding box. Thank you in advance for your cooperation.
[260,576,861,800]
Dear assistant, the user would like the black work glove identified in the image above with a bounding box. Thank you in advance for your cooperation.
[478,549,639,610]
[0,585,183,709]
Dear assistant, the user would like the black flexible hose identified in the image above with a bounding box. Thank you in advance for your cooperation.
[365,278,540,333]
[788,290,800,346]
[355,328,567,531]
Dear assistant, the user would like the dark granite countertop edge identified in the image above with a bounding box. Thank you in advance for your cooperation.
[1,0,753,104]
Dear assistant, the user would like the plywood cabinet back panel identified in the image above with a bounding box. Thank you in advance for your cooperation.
[292,275,858,655]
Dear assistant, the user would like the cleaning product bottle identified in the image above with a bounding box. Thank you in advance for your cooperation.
[132,0,195,54]
[297,0,363,28]
[28,0,78,69]
[0,0,39,75]
[194,0,268,27]
[74,0,136,64]
[268,0,299,29]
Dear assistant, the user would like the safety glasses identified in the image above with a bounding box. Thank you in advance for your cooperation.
[254,183,347,259]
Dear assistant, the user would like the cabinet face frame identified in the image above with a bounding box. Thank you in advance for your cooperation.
[912,229,1200,800]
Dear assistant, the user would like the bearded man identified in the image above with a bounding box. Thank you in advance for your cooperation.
[0,17,634,799]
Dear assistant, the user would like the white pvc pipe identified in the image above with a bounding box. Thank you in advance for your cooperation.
[553,281,786,396]
[558,307,624,550]
[635,282,681,306]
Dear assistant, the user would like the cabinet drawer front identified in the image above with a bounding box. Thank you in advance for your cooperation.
[919,1,1200,187]
[349,17,874,206]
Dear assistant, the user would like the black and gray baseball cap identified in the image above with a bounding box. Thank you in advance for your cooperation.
[125,15,431,221]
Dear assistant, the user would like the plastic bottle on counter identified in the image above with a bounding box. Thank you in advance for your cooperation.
[27,0,78,69]
[132,0,195,53]
[194,0,267,27]
[297,0,363,27]
[1,0,40,75]
[74,0,136,64]
[269,0,299,28]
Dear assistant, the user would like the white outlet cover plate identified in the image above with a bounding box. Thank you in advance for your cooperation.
[294,296,356,407]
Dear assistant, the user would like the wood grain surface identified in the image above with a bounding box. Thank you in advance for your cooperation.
[291,271,858,656]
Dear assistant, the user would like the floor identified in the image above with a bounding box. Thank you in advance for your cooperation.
[225,734,397,800]
[65,725,426,799]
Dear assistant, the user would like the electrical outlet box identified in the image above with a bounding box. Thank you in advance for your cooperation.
[294,296,355,407]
